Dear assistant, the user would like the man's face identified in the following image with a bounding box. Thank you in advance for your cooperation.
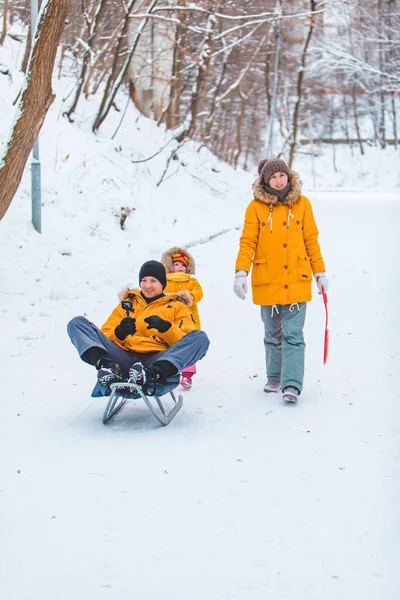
[140,276,163,298]
[268,172,288,190]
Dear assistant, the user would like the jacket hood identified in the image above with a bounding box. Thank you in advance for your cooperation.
[252,171,302,207]
[161,246,196,274]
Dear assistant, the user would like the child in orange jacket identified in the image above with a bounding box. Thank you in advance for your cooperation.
[161,247,203,389]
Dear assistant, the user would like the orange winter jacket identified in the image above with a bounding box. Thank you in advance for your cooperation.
[101,289,196,353]
[164,273,203,329]
[235,172,326,306]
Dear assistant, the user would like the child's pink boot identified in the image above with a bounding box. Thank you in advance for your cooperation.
[181,375,193,389]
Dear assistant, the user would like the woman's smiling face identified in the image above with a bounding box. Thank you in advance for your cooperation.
[268,172,289,190]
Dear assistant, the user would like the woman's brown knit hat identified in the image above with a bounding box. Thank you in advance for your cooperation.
[258,158,291,186]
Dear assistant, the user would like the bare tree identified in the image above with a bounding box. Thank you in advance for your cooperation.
[0,0,9,46]
[92,0,160,133]
[0,0,72,222]
[20,24,32,73]
[288,0,318,167]
[63,0,108,122]
[266,0,283,157]
[4,0,397,172]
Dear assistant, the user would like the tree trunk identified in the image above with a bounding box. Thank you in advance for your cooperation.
[266,5,281,158]
[0,0,72,222]
[342,93,353,155]
[386,0,397,148]
[391,92,398,149]
[63,0,108,121]
[234,87,248,168]
[20,24,32,73]
[165,27,181,129]
[203,49,231,140]
[264,40,272,117]
[329,99,337,172]
[352,86,364,155]
[176,12,215,143]
[0,0,8,46]
[92,0,159,134]
[288,0,317,168]
[57,42,67,79]
[187,15,214,139]
[92,0,139,132]
[379,91,386,149]
[83,27,122,97]
[378,0,386,148]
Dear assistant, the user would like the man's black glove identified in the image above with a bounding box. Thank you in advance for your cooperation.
[115,317,136,340]
[144,315,172,333]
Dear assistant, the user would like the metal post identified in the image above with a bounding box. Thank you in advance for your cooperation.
[31,0,41,233]
[266,24,281,157]
[266,2,281,158]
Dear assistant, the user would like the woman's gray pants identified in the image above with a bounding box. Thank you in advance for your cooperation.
[67,316,210,397]
[261,303,307,393]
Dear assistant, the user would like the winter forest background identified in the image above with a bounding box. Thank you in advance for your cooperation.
[2,0,400,171]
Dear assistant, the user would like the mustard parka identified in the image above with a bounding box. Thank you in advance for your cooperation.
[161,247,203,329]
[101,289,196,353]
[235,172,325,306]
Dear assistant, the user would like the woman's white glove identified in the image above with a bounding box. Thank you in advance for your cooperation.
[314,272,329,293]
[234,270,248,300]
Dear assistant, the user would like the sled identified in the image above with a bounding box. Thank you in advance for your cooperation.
[102,382,183,426]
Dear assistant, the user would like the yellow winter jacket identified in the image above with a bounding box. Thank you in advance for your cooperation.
[235,172,326,306]
[161,246,203,329]
[164,273,203,329]
[100,289,196,353]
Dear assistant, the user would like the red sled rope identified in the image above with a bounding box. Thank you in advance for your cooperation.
[322,289,329,365]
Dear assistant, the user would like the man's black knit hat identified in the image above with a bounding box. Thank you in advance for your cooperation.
[139,260,167,289]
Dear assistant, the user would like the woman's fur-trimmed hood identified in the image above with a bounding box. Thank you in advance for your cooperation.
[252,171,302,207]
[161,246,196,274]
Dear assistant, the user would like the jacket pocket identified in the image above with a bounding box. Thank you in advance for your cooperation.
[252,258,269,285]
[296,255,312,281]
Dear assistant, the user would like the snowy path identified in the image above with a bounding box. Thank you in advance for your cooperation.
[1,194,400,600]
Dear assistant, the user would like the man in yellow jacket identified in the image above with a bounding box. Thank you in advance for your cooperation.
[68,260,210,397]
[234,158,328,403]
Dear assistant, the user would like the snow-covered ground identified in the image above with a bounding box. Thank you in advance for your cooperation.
[1,30,400,600]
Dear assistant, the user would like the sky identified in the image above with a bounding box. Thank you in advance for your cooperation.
[1,26,400,600]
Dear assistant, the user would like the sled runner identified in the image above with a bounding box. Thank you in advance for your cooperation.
[102,382,183,426]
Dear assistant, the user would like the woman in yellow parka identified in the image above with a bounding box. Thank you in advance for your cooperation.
[161,247,203,389]
[234,158,328,403]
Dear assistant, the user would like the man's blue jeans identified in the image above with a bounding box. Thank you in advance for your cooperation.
[260,303,307,393]
[67,316,210,397]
